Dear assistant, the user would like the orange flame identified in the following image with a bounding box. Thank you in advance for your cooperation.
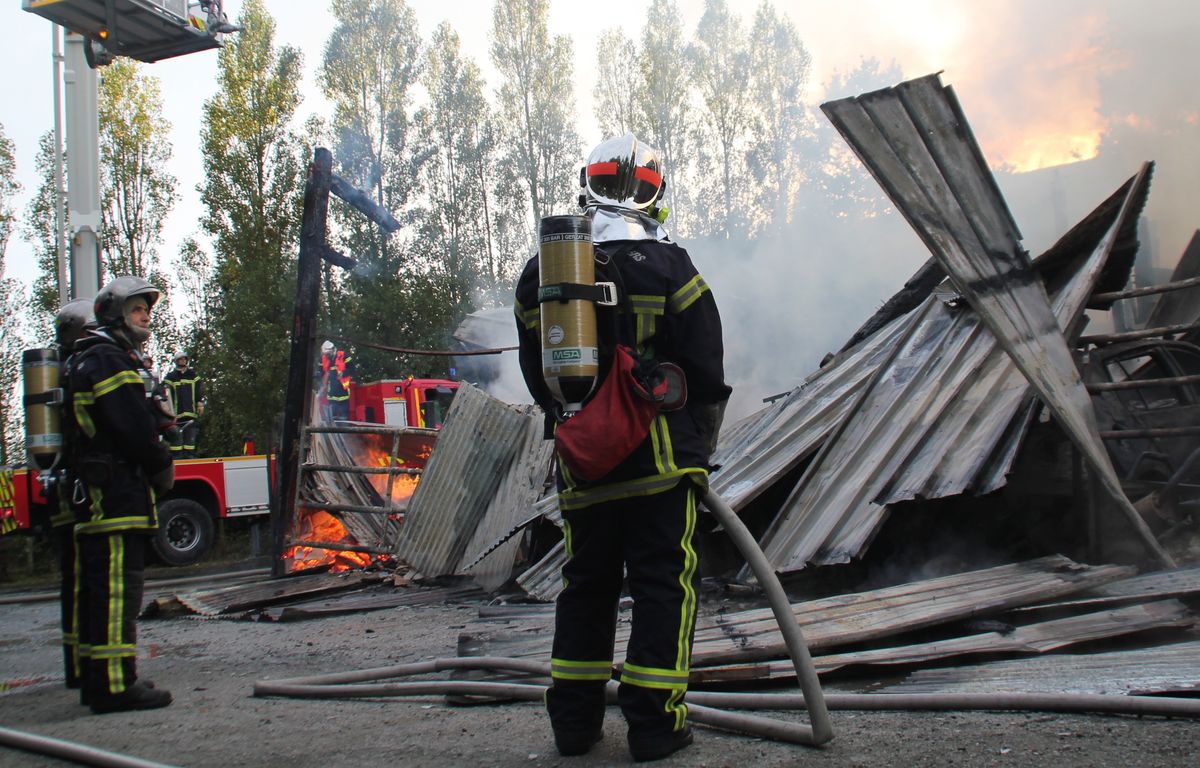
[283,509,374,574]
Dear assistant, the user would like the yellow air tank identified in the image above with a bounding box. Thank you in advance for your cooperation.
[22,348,63,471]
[539,215,600,413]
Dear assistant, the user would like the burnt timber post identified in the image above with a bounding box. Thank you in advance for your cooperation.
[271,148,332,577]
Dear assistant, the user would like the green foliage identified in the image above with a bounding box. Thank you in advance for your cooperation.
[198,0,305,454]
[689,0,753,239]
[592,29,638,139]
[23,131,63,321]
[636,0,695,235]
[491,0,582,231]
[0,122,27,465]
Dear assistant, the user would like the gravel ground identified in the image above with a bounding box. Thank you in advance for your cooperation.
[1,575,1199,768]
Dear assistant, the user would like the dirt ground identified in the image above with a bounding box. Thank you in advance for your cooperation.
[1,570,1199,768]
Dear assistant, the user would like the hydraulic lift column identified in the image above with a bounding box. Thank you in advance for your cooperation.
[62,32,101,300]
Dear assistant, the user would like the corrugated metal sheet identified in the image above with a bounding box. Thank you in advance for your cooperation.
[887,640,1200,696]
[820,73,1171,567]
[394,382,535,576]
[460,411,555,591]
[1145,230,1200,329]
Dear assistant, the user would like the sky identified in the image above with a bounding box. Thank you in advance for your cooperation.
[3,0,1199,413]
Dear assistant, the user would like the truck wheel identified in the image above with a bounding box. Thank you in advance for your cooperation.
[153,499,215,566]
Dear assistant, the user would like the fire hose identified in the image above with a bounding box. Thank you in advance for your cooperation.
[255,489,834,746]
[253,490,1200,747]
[0,725,178,768]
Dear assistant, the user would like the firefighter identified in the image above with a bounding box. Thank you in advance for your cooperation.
[65,275,174,714]
[321,340,355,421]
[49,298,96,692]
[163,352,203,458]
[514,134,731,762]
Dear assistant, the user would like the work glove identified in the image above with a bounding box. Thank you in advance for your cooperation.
[694,400,728,458]
[151,464,175,495]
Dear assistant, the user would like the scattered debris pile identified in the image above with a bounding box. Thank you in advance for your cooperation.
[154,73,1200,707]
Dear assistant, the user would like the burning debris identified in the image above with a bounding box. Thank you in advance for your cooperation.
[218,73,1200,711]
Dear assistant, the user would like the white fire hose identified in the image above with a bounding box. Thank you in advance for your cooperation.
[255,488,836,747]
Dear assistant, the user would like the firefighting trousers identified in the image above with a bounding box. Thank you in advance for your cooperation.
[76,530,147,697]
[547,480,700,739]
[53,525,81,687]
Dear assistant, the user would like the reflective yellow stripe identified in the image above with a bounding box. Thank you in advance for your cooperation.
[628,294,665,313]
[107,535,127,693]
[676,488,699,673]
[73,392,97,438]
[94,369,144,398]
[558,468,707,511]
[619,662,689,690]
[668,275,708,314]
[76,516,156,535]
[551,658,613,681]
[89,643,137,659]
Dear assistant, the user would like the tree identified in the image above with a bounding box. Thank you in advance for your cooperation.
[491,0,581,232]
[745,1,812,234]
[198,0,305,454]
[97,59,180,363]
[24,131,64,320]
[414,22,501,324]
[635,0,696,235]
[319,0,427,380]
[98,59,177,280]
[592,28,639,138]
[0,123,27,465]
[689,0,752,239]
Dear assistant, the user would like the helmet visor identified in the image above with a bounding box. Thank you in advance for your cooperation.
[585,135,663,211]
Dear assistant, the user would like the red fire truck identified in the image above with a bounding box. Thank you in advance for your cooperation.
[1,454,273,567]
[2,378,459,567]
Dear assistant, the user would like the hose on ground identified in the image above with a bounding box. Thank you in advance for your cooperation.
[0,725,178,768]
[256,489,837,747]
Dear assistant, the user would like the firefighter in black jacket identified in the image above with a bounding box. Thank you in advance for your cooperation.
[515,134,731,762]
[49,298,96,692]
[65,276,174,714]
[163,352,202,457]
[320,340,355,421]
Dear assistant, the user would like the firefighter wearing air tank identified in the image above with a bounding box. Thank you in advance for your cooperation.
[515,134,731,762]
[64,276,174,714]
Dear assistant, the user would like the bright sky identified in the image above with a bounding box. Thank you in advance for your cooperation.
[3,1,1199,294]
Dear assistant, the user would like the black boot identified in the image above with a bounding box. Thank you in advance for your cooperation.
[90,681,172,714]
[628,726,693,763]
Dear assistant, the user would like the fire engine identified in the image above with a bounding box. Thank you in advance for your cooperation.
[2,378,460,567]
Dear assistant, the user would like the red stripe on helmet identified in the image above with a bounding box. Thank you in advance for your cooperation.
[586,162,618,177]
[634,166,662,187]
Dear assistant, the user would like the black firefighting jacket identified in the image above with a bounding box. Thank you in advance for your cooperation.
[163,366,202,420]
[65,333,172,534]
[515,238,732,510]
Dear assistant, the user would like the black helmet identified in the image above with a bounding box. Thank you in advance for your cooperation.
[54,298,96,351]
[94,275,160,329]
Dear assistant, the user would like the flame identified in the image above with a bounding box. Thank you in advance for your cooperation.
[283,508,374,574]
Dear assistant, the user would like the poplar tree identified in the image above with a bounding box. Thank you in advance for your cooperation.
[689,0,752,239]
[635,0,695,234]
[319,0,424,379]
[24,131,64,319]
[746,1,812,234]
[97,58,180,362]
[490,0,581,236]
[592,29,639,139]
[0,123,26,464]
[198,0,304,454]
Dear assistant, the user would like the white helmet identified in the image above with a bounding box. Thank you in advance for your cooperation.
[174,351,188,364]
[321,340,335,355]
[580,133,665,212]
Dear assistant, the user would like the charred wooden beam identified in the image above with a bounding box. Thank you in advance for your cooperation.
[1090,275,1200,304]
[1080,321,1200,345]
[298,499,406,516]
[302,463,421,476]
[1087,374,1200,392]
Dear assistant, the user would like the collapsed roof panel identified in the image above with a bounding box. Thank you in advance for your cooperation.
[821,74,1172,568]
[394,383,537,577]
